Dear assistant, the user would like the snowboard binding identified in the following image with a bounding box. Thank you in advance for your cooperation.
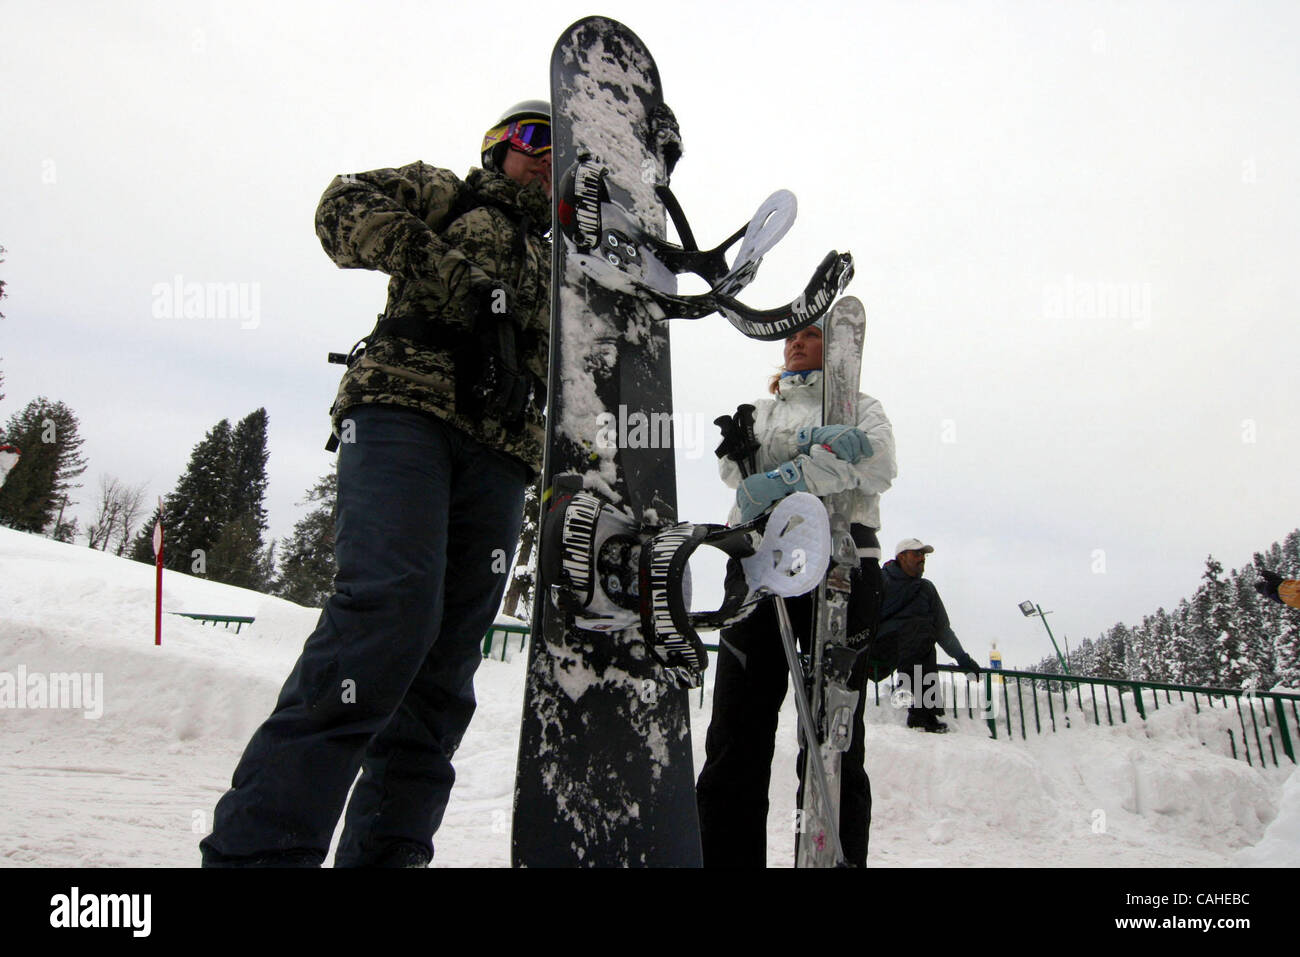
[539,487,832,689]
[556,155,854,341]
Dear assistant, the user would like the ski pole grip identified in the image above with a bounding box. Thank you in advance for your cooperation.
[734,404,759,477]
[713,414,739,463]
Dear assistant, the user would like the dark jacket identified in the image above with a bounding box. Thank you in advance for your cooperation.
[315,163,551,472]
[877,559,968,661]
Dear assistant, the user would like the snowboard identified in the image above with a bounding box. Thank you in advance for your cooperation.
[511,16,701,867]
[795,295,867,868]
[512,15,855,868]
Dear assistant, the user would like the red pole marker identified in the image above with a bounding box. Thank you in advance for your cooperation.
[153,515,164,646]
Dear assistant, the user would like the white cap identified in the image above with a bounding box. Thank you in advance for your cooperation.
[895,538,934,557]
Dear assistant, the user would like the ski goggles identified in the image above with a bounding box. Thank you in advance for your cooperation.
[482,118,551,157]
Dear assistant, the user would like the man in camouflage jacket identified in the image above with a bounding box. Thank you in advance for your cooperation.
[317,157,551,472]
[201,104,551,868]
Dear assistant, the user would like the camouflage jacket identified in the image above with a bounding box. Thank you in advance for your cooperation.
[315,163,551,473]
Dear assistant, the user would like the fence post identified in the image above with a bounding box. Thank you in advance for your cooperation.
[1131,683,1146,720]
[1274,697,1296,764]
[1246,698,1269,768]
[985,672,996,740]
[1234,697,1252,767]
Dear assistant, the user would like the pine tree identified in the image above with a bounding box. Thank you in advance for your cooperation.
[129,506,163,564]
[1048,531,1300,691]
[130,419,234,574]
[1262,536,1300,690]
[1071,637,1097,677]
[1094,624,1127,679]
[52,514,79,543]
[211,409,271,588]
[0,398,88,534]
[272,470,337,608]
[228,409,270,538]
[207,511,269,591]
[1122,618,1148,681]
[1231,567,1274,689]
[1166,598,1201,685]
[1276,612,1300,691]
[1146,609,1174,683]
[1196,556,1251,688]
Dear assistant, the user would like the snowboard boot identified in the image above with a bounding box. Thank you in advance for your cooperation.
[371,842,432,868]
[906,708,949,734]
[200,847,323,867]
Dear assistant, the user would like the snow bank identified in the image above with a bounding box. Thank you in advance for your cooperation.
[0,526,1293,867]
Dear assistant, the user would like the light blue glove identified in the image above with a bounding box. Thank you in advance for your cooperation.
[736,460,809,523]
[796,425,873,463]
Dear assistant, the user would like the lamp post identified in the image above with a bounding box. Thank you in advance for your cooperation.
[1019,600,1070,675]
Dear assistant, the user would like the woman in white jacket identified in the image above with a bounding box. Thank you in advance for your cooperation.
[695,322,897,867]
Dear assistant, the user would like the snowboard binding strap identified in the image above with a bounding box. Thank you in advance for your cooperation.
[557,157,854,340]
[539,487,832,691]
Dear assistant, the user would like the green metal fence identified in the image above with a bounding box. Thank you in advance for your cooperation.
[871,664,1299,769]
[482,623,529,662]
[180,611,527,657]
[485,632,1298,770]
[170,612,256,634]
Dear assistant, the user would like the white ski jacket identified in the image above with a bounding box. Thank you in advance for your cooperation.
[718,371,897,530]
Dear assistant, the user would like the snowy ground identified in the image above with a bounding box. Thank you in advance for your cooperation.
[0,526,1294,868]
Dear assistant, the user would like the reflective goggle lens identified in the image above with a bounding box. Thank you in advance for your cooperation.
[482,118,551,156]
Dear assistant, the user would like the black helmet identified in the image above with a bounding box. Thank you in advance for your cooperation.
[481,99,551,171]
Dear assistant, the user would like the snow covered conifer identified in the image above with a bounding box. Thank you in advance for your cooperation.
[0,397,87,535]
[208,409,271,588]
[130,418,233,574]
[227,408,270,541]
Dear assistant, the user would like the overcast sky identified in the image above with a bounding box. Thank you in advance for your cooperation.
[3,0,1298,670]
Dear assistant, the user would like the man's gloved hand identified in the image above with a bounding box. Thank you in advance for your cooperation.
[467,275,514,323]
[736,460,808,523]
[1255,569,1283,602]
[452,272,531,428]
[796,425,873,463]
[954,652,981,676]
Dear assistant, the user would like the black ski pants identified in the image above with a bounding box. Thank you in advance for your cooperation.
[696,559,881,867]
[200,406,527,866]
[893,620,942,721]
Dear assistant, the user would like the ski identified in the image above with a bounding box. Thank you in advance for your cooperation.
[796,295,867,868]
